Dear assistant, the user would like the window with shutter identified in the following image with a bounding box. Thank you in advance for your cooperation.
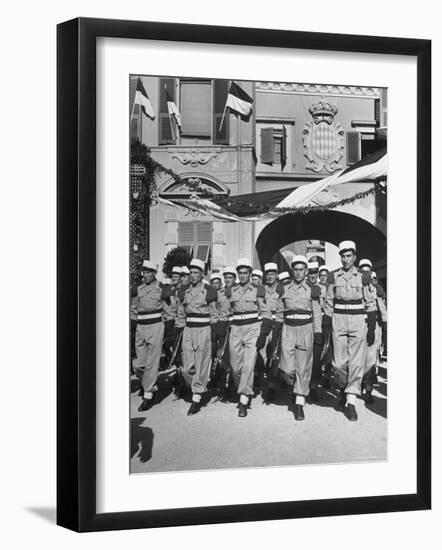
[261,127,274,164]
[346,131,361,165]
[159,78,176,144]
[281,126,287,168]
[178,222,212,263]
[213,79,230,144]
[180,80,211,137]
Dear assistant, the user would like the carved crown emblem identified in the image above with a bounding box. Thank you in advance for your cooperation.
[308,101,338,125]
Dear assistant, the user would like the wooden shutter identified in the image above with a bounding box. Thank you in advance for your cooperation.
[159,78,176,144]
[196,222,212,243]
[281,126,287,168]
[178,222,195,245]
[346,131,361,165]
[213,80,230,144]
[261,127,274,164]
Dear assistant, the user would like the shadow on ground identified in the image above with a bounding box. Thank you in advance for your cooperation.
[26,507,56,524]
[131,418,154,463]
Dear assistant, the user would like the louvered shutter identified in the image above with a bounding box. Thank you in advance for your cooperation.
[281,126,287,168]
[213,79,230,144]
[196,222,212,243]
[178,222,195,245]
[159,78,176,144]
[346,131,361,165]
[261,127,274,164]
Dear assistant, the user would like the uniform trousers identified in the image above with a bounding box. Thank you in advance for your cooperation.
[182,325,211,394]
[132,322,165,393]
[229,321,260,396]
[332,313,367,395]
[279,322,314,396]
[362,322,382,392]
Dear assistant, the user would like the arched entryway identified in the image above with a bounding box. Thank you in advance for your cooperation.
[256,210,386,275]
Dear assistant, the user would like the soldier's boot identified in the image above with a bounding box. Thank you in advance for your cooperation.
[364,391,374,405]
[337,389,347,410]
[238,403,248,417]
[294,404,305,421]
[138,398,154,412]
[346,403,358,421]
[187,400,202,416]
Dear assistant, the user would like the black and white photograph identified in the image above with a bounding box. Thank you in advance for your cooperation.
[129,75,388,474]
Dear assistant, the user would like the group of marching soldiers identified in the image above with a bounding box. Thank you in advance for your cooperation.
[131,240,387,422]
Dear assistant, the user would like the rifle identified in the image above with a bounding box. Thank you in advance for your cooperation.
[210,326,231,381]
[268,331,282,379]
[159,329,183,377]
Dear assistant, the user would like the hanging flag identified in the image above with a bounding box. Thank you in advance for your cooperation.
[132,78,155,120]
[165,88,182,128]
[225,82,253,116]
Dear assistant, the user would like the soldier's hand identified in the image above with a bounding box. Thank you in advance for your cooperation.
[256,333,267,350]
[314,332,322,346]
[367,327,375,346]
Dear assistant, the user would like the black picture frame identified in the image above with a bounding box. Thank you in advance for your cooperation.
[57,17,431,532]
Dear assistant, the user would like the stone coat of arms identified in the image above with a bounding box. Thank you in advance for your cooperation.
[303,100,344,173]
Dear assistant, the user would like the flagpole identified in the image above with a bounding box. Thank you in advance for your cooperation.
[219,103,228,132]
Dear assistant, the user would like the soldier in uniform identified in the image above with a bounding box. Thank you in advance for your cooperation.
[359,260,387,404]
[210,272,223,291]
[306,261,322,402]
[223,258,273,417]
[261,262,283,403]
[175,259,218,415]
[279,255,322,421]
[251,269,263,288]
[318,265,332,388]
[323,241,376,421]
[133,260,173,412]
[164,266,185,368]
[278,271,292,285]
[180,266,190,287]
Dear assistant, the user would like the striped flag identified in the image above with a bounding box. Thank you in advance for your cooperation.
[132,78,155,120]
[165,88,182,128]
[225,82,253,116]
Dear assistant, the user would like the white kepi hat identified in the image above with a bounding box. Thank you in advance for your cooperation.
[171,265,182,275]
[319,264,330,273]
[291,255,308,268]
[141,260,157,272]
[223,266,236,277]
[278,271,291,281]
[180,266,190,275]
[264,262,278,273]
[338,240,356,254]
[307,261,319,271]
[252,269,263,278]
[210,272,222,282]
[189,258,205,272]
[359,258,373,269]
[236,257,253,270]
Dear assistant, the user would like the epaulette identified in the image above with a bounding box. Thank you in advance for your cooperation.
[131,285,138,298]
[327,271,335,284]
[205,286,218,303]
[361,271,372,286]
[276,283,285,297]
[160,283,173,301]
[376,283,385,298]
[256,285,266,299]
[310,285,321,300]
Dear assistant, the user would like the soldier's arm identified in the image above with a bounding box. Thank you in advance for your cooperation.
[175,295,186,328]
[311,295,322,334]
[257,285,271,320]
[160,284,175,322]
[274,284,285,324]
[378,294,388,322]
[205,286,219,324]
[362,279,376,313]
[324,278,334,317]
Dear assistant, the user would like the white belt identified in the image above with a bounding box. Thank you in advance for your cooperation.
[232,313,259,321]
[285,313,312,320]
[137,312,162,320]
[186,317,210,323]
[334,303,363,310]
